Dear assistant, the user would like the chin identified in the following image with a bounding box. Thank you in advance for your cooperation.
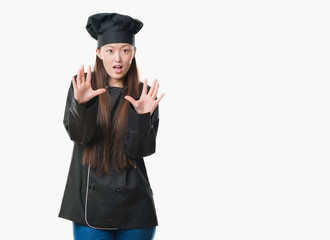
[109,70,129,79]
[108,73,126,82]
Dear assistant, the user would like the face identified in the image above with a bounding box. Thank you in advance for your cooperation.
[96,43,136,81]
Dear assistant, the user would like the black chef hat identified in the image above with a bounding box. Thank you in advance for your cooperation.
[86,13,143,48]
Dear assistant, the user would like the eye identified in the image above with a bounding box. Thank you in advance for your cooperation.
[107,49,113,53]
[123,49,130,53]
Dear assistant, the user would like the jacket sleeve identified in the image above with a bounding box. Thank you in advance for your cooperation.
[124,103,160,159]
[63,79,99,144]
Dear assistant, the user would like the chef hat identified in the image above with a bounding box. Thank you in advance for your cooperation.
[86,13,143,48]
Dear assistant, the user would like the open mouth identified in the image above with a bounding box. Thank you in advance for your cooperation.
[113,65,123,73]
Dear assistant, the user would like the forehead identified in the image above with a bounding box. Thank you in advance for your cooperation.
[103,43,132,48]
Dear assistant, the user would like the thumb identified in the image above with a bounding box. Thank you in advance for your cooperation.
[95,88,107,95]
[124,95,136,105]
[92,88,107,98]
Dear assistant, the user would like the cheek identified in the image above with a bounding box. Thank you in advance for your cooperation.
[102,56,111,64]
[101,60,113,76]
[102,58,112,69]
[123,55,133,66]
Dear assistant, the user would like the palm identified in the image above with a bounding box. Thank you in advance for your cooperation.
[72,65,106,104]
[124,79,165,115]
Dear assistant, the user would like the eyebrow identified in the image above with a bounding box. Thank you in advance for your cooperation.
[104,44,131,49]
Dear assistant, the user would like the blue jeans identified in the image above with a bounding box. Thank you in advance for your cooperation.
[73,222,156,240]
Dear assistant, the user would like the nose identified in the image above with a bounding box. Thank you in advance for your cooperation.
[114,51,122,62]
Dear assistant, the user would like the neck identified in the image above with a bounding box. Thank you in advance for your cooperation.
[108,77,124,88]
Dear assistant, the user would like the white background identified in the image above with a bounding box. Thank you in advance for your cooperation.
[0,0,329,239]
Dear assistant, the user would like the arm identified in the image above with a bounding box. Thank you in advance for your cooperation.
[63,79,99,144]
[124,103,159,158]
[123,78,164,158]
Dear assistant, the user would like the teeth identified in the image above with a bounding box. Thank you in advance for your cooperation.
[114,66,122,68]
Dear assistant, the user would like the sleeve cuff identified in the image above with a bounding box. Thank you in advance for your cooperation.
[70,96,99,121]
[127,103,152,134]
[70,97,87,120]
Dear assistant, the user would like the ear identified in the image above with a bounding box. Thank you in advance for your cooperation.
[129,46,137,64]
[133,46,137,59]
[96,48,103,60]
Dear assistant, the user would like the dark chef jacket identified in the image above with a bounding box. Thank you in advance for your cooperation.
[58,78,159,230]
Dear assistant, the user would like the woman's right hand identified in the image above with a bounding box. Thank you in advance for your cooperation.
[72,65,107,104]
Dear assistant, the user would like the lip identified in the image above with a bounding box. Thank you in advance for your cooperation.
[113,65,123,74]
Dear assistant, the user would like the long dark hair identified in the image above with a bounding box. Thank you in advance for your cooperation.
[81,53,140,176]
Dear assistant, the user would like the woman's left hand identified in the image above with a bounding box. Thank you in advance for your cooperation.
[124,79,165,116]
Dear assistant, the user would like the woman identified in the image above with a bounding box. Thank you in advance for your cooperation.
[58,13,164,240]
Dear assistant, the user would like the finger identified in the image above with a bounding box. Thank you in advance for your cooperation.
[155,92,165,104]
[142,79,148,95]
[152,82,160,99]
[148,79,157,96]
[89,89,106,99]
[72,76,77,90]
[86,65,92,86]
[77,66,82,86]
[124,95,136,105]
[81,65,85,82]
[94,88,107,96]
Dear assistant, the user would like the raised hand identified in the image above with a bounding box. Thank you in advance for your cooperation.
[72,65,107,104]
[124,79,165,116]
